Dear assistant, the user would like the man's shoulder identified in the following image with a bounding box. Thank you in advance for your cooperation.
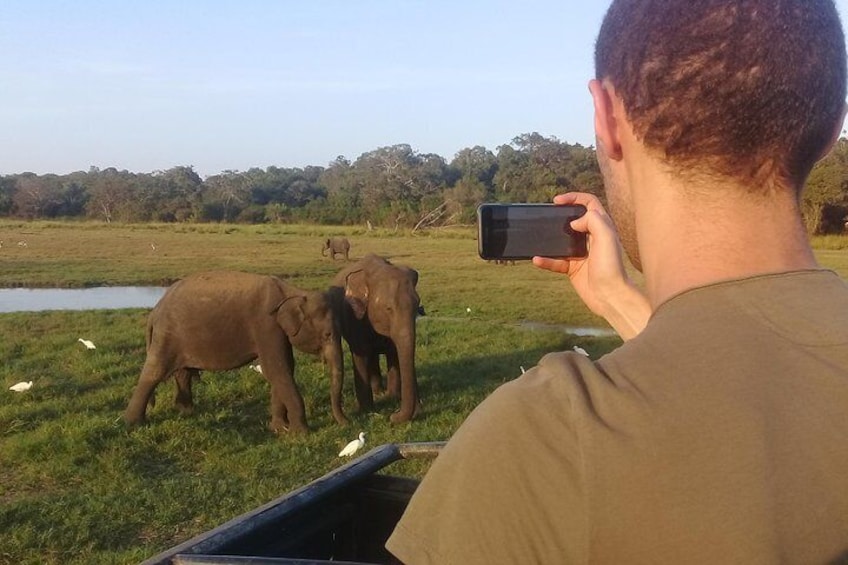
[434,351,600,447]
[493,350,602,410]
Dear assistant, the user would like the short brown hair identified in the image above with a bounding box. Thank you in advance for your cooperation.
[595,0,847,191]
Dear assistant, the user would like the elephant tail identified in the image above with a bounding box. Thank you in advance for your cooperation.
[145,312,157,352]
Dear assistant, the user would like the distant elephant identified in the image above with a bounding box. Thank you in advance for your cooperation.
[329,254,421,424]
[322,237,351,260]
[123,270,346,433]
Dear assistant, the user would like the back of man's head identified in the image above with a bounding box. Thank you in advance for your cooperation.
[595,0,847,192]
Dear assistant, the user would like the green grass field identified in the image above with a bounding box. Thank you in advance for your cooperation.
[1,220,846,564]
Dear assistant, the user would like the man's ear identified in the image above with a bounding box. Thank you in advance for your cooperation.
[589,78,623,161]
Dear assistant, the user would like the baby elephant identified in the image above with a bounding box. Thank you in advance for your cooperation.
[322,237,351,260]
[123,271,346,433]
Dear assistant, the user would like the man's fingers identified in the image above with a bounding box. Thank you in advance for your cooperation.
[576,209,617,246]
[553,192,607,215]
[532,256,572,274]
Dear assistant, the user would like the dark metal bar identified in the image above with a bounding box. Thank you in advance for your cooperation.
[141,442,444,565]
[174,556,371,565]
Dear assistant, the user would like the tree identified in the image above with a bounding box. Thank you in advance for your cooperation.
[353,144,451,225]
[803,138,848,234]
[450,146,496,196]
[203,170,250,222]
[493,133,603,203]
[493,144,533,201]
[0,176,17,216]
[55,180,89,217]
[151,166,204,222]
[317,156,362,225]
[12,174,61,219]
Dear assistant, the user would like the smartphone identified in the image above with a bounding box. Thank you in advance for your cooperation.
[477,203,588,260]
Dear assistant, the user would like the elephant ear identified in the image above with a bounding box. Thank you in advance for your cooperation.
[344,269,369,320]
[273,295,307,337]
[404,267,419,287]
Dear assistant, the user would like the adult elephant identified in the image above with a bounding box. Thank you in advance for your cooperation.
[330,254,421,423]
[123,270,346,433]
[322,237,351,260]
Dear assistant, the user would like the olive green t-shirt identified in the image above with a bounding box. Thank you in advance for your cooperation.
[387,270,848,564]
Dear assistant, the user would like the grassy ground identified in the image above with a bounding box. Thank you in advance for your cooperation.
[2,221,847,564]
[0,220,625,565]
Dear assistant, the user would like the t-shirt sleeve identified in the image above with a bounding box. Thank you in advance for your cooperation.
[386,354,588,564]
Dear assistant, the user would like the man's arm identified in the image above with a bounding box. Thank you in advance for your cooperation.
[533,192,651,340]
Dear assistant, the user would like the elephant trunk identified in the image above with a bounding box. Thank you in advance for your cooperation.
[390,326,418,424]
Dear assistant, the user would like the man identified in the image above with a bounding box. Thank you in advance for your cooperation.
[387,0,848,563]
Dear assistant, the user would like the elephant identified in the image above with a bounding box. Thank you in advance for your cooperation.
[322,237,351,260]
[329,254,421,424]
[123,270,346,433]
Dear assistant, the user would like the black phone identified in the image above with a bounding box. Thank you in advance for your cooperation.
[477,203,588,260]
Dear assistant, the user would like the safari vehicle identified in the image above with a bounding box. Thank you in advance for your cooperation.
[141,442,444,565]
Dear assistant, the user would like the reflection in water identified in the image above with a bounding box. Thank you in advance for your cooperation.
[517,321,617,337]
[416,315,616,338]
[0,287,167,313]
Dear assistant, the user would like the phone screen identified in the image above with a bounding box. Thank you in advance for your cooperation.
[477,203,587,260]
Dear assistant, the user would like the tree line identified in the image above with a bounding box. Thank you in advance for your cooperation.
[2,132,847,234]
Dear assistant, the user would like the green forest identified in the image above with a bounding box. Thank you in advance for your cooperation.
[3,132,848,234]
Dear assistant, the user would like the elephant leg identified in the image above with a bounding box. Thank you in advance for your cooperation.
[368,353,385,397]
[351,352,375,413]
[124,357,168,426]
[385,344,401,399]
[260,341,308,434]
[173,368,199,415]
[327,353,348,427]
[329,370,348,426]
[266,371,291,431]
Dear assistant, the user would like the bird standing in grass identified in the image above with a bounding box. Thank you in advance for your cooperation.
[78,338,96,350]
[9,381,33,392]
[339,432,366,457]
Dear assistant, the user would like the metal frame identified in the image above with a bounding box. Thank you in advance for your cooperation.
[141,442,445,565]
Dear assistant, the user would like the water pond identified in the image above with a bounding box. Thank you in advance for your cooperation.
[517,321,617,337]
[0,286,167,313]
[0,289,619,339]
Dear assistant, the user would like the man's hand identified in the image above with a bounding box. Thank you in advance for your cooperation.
[532,192,651,340]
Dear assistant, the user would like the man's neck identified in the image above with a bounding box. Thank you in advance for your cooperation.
[634,178,819,308]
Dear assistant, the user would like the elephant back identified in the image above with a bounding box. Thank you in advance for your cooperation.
[331,253,391,286]
[153,270,298,321]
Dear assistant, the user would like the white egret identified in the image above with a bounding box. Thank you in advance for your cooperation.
[249,364,263,374]
[572,345,589,357]
[9,381,33,392]
[466,307,472,314]
[338,432,366,457]
[520,366,526,374]
[78,338,96,350]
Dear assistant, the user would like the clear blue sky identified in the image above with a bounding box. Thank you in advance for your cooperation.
[2,1,847,178]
